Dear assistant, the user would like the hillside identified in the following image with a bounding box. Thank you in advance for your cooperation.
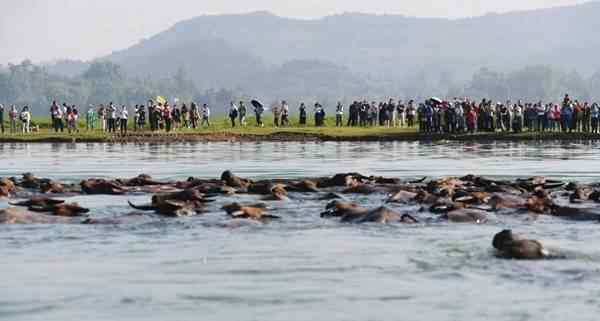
[96,2,600,90]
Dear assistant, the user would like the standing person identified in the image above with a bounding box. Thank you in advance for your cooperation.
[66,105,73,133]
[137,105,146,130]
[147,101,155,131]
[299,103,307,126]
[109,102,118,133]
[190,102,199,129]
[163,103,173,132]
[560,102,573,133]
[466,106,477,134]
[272,103,281,127]
[54,103,64,133]
[359,101,369,127]
[153,103,163,131]
[201,103,211,127]
[133,105,139,131]
[119,105,128,135]
[407,100,416,128]
[573,101,583,132]
[553,104,561,132]
[535,102,546,132]
[9,105,19,134]
[61,103,69,132]
[512,104,523,132]
[172,104,181,130]
[181,103,189,129]
[314,103,320,127]
[0,104,4,134]
[583,102,591,133]
[49,101,57,132]
[174,104,180,130]
[387,99,396,128]
[280,100,289,126]
[590,103,600,134]
[591,103,599,134]
[424,102,434,133]
[239,101,247,126]
[20,106,31,134]
[254,102,264,127]
[97,104,106,131]
[228,101,238,127]
[347,102,356,127]
[67,106,77,133]
[73,105,80,132]
[86,105,96,130]
[396,100,405,127]
[335,102,343,127]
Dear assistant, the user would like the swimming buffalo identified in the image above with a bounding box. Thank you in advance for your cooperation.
[492,230,548,260]
[81,179,127,195]
[222,202,280,221]
[128,189,214,217]
[321,201,418,224]
[10,197,89,217]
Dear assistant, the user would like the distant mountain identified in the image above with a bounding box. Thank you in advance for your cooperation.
[46,2,600,99]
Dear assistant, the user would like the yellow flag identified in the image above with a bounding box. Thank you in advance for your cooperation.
[156,96,166,105]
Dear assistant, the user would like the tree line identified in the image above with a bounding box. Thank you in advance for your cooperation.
[2,60,600,115]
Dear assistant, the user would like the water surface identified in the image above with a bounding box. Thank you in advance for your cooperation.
[1,141,600,321]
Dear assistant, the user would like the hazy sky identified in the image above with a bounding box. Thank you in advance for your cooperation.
[0,0,590,64]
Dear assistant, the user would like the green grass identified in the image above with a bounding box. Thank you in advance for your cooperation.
[2,116,600,142]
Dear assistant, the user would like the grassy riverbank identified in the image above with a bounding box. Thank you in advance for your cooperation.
[2,116,600,143]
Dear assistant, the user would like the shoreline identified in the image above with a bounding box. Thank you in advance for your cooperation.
[2,131,600,143]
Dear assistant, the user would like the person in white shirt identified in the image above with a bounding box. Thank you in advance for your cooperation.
[119,105,128,135]
[20,106,31,133]
[512,104,523,132]
[201,104,211,127]
[335,102,344,127]
[107,102,117,133]
[280,100,290,126]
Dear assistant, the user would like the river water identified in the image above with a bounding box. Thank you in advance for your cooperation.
[1,141,600,321]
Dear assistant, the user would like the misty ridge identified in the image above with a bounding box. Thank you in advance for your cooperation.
[3,1,600,114]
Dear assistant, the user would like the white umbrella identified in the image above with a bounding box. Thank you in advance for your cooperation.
[430,97,443,104]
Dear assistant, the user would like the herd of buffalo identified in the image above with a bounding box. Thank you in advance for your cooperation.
[2,170,600,260]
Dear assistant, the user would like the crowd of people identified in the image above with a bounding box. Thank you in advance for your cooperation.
[1,94,600,135]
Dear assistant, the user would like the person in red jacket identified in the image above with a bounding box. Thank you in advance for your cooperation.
[466,105,478,134]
